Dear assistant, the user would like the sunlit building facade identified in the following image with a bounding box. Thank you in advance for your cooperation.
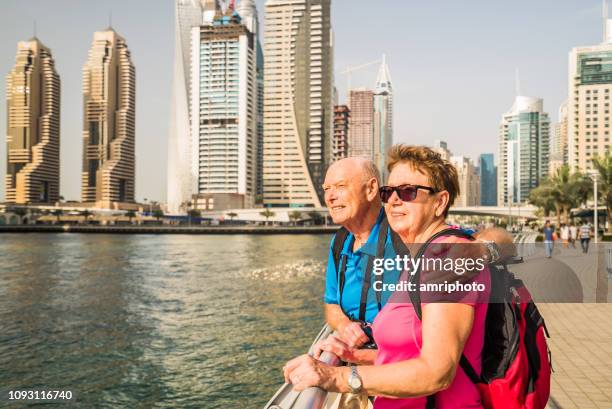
[190,6,259,210]
[373,56,393,181]
[81,29,136,207]
[5,38,60,204]
[263,0,333,207]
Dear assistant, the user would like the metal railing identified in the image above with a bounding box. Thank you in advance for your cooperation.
[264,325,342,409]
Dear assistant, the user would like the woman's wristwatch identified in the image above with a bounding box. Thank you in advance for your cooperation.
[347,365,363,393]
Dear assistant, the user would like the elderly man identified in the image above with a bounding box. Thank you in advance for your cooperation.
[323,158,395,348]
[322,157,512,349]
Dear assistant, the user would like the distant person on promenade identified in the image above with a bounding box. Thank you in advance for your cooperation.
[579,221,592,253]
[560,223,569,248]
[321,157,510,349]
[284,146,494,408]
[569,223,578,248]
[543,220,555,258]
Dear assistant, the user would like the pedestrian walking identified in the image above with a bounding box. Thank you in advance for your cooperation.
[543,220,555,258]
[560,224,569,248]
[580,222,591,253]
[569,223,577,248]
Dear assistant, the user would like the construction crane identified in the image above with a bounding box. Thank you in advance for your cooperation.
[338,58,382,102]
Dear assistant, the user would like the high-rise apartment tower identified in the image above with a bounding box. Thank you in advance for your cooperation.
[81,29,136,207]
[498,96,550,205]
[263,0,333,207]
[5,38,60,204]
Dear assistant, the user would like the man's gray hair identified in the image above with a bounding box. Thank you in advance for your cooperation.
[361,159,381,186]
[328,156,382,186]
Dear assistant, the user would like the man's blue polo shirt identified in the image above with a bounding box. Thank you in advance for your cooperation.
[324,210,401,323]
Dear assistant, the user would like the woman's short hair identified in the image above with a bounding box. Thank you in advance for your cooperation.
[386,144,460,217]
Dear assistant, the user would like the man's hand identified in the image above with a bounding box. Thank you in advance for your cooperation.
[313,334,357,362]
[338,321,369,348]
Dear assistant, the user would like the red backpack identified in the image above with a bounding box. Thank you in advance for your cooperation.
[410,229,552,409]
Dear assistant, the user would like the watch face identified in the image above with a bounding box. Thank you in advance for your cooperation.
[349,373,362,390]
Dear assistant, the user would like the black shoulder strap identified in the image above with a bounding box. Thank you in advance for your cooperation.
[358,215,391,322]
[332,227,350,273]
[370,213,409,317]
[332,227,352,311]
[409,228,474,319]
[407,228,481,390]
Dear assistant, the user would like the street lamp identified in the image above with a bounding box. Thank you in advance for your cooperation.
[587,170,600,244]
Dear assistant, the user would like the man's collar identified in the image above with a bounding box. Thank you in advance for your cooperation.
[341,208,385,257]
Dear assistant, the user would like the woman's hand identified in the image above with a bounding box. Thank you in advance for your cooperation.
[313,334,356,362]
[283,354,347,392]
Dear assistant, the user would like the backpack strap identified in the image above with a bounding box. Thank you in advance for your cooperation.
[332,227,351,306]
[407,228,482,405]
[358,213,393,322]
[332,227,350,274]
[409,228,474,320]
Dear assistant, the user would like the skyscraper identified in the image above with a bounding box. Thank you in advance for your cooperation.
[498,96,550,206]
[450,156,480,207]
[478,153,497,206]
[81,29,135,207]
[5,38,60,204]
[263,0,333,207]
[333,105,350,161]
[373,55,393,181]
[549,101,568,175]
[433,140,451,161]
[348,89,374,159]
[167,0,219,214]
[190,4,259,210]
[568,6,612,171]
[237,0,265,204]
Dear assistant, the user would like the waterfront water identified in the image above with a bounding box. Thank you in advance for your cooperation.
[0,233,331,408]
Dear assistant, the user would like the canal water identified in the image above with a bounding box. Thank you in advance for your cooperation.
[0,233,331,408]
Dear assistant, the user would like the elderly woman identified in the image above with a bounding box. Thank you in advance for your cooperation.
[283,145,490,408]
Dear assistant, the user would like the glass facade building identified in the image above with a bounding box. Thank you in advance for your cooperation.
[498,96,550,205]
[478,153,497,206]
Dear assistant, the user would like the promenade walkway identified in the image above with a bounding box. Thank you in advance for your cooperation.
[512,236,612,409]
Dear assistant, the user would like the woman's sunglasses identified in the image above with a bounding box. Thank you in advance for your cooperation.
[379,184,437,203]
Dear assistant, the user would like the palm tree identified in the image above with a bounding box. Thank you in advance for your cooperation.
[529,166,592,225]
[529,180,557,219]
[289,210,302,226]
[180,200,192,214]
[52,209,63,224]
[12,207,28,224]
[307,210,324,225]
[188,209,201,226]
[592,153,612,232]
[125,210,137,224]
[546,165,591,225]
[260,208,275,226]
[152,209,164,222]
[548,165,574,225]
[80,209,93,224]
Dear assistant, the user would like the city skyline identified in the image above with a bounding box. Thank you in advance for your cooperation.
[0,0,606,203]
